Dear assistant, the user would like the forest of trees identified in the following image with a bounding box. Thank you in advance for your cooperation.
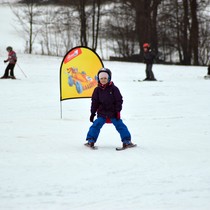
[10,0,210,65]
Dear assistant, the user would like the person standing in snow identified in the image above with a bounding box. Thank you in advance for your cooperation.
[204,59,210,79]
[143,43,156,81]
[204,65,210,79]
[208,64,210,75]
[85,67,135,149]
[1,46,17,79]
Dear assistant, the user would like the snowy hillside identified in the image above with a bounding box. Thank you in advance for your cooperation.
[0,4,25,57]
[1,3,210,210]
[0,52,210,210]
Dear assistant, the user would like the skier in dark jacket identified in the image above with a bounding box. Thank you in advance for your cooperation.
[204,61,210,79]
[143,43,156,81]
[85,68,135,149]
[1,46,17,79]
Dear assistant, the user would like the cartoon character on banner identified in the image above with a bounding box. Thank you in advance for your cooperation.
[66,67,97,94]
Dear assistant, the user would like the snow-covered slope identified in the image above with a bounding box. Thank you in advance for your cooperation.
[1,3,210,210]
[0,53,210,210]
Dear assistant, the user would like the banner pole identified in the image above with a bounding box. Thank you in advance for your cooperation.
[60,101,63,119]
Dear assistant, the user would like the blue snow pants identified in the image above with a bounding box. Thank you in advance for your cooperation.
[86,117,131,143]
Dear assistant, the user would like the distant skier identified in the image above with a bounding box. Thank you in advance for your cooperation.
[85,67,136,150]
[143,43,157,81]
[1,46,17,79]
[204,60,210,79]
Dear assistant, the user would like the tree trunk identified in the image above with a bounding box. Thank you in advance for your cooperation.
[190,0,199,65]
[182,0,191,64]
[151,0,162,54]
[79,0,87,46]
[91,0,101,51]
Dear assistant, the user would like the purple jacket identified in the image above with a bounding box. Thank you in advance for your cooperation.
[91,82,123,118]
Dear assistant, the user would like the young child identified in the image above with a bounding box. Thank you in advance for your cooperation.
[85,67,136,149]
[1,46,17,79]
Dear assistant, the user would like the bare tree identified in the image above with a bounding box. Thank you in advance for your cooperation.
[39,6,77,55]
[122,0,161,59]
[189,0,199,65]
[11,0,209,64]
[105,2,137,58]
[198,9,210,65]
[76,0,88,46]
[91,0,101,50]
[10,0,42,54]
[72,0,103,49]
[157,0,208,65]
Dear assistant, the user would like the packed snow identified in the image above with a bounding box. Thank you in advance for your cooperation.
[1,3,210,210]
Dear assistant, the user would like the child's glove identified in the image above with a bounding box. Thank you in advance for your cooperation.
[90,113,95,122]
[116,112,121,120]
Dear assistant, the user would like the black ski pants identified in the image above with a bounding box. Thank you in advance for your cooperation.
[3,63,16,78]
[145,64,155,80]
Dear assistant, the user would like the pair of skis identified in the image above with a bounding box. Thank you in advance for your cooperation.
[133,79,163,82]
[84,143,137,151]
[0,76,20,80]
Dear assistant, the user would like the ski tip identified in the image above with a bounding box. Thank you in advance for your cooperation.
[116,144,137,151]
[84,143,98,150]
[133,80,142,82]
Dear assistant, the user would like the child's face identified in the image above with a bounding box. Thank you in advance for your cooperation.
[99,77,108,85]
[143,47,148,52]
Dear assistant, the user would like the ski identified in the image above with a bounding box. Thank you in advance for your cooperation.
[84,143,137,151]
[116,144,137,151]
[204,75,210,80]
[84,143,98,150]
[133,79,142,82]
[133,79,163,82]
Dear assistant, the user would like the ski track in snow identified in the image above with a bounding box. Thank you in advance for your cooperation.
[0,54,210,210]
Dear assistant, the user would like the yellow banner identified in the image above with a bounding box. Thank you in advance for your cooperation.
[60,46,103,100]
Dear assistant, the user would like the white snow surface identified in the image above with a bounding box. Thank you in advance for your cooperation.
[0,54,210,210]
[1,3,210,210]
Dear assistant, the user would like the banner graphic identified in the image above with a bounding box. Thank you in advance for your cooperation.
[60,46,103,101]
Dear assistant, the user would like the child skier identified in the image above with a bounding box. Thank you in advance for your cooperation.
[1,46,17,79]
[85,67,136,150]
